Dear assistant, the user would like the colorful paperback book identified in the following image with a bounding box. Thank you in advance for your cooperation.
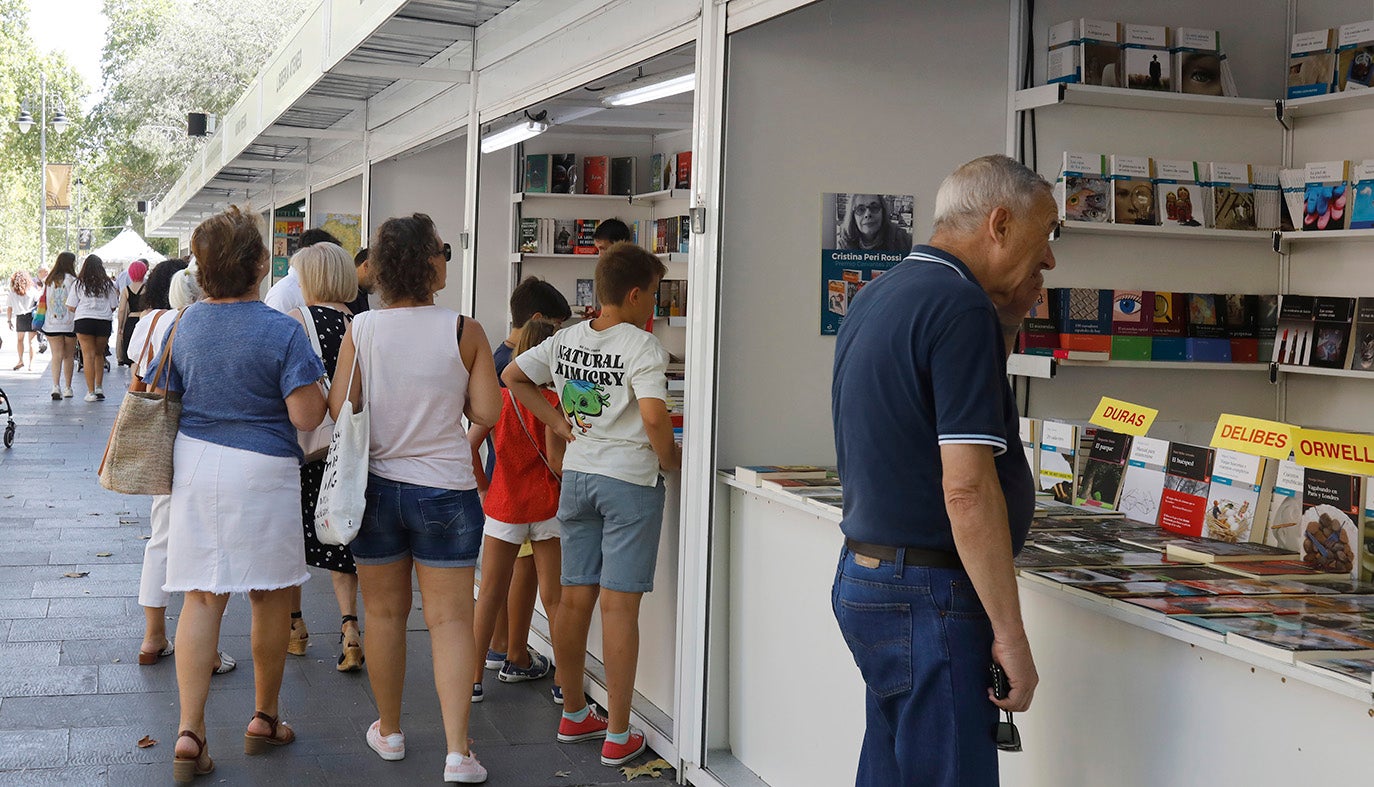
[1165,539,1299,564]
[1272,294,1315,366]
[1186,293,1231,362]
[1123,23,1171,91]
[1110,289,1153,360]
[1057,288,1112,353]
[1335,20,1374,91]
[1288,29,1337,99]
[1038,421,1079,500]
[582,156,609,195]
[1058,152,1109,223]
[1263,459,1305,550]
[1019,288,1059,354]
[1068,580,1216,599]
[761,477,842,492]
[574,219,600,254]
[1302,160,1349,232]
[1210,162,1256,231]
[550,154,577,193]
[1075,430,1132,509]
[649,153,666,191]
[1348,161,1374,229]
[1155,159,1208,229]
[1122,595,1334,617]
[1078,19,1122,87]
[675,151,692,189]
[1299,655,1374,689]
[523,154,551,193]
[610,156,636,196]
[519,219,539,253]
[575,279,595,308]
[1222,615,1374,661]
[553,219,575,255]
[1171,28,1229,97]
[1158,442,1215,537]
[1301,468,1363,578]
[1216,560,1350,581]
[1109,155,1157,225]
[1118,435,1170,526]
[1151,291,1187,360]
[1252,165,1282,230]
[733,465,833,486]
[1203,449,1272,543]
[1258,294,1280,361]
[1311,296,1356,368]
[1279,168,1306,231]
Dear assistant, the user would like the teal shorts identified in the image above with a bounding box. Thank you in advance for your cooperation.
[556,471,666,593]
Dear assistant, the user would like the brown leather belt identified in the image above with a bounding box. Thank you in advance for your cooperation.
[845,538,964,570]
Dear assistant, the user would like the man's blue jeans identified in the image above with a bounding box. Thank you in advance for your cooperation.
[831,546,999,786]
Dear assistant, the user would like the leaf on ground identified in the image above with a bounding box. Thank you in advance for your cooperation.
[139,535,150,540]
[554,771,571,778]
[96,552,112,557]
[136,735,156,748]
[62,571,89,578]
[621,758,672,781]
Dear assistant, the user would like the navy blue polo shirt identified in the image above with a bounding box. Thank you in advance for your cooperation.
[832,245,1033,554]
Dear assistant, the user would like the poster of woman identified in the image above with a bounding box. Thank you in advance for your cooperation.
[820,192,914,334]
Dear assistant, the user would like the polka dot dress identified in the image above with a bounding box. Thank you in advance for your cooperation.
[301,305,356,574]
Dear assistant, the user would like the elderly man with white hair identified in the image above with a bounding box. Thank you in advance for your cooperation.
[831,154,1058,787]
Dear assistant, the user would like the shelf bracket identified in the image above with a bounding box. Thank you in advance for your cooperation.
[1271,230,1283,254]
[1269,361,1279,385]
[1274,99,1290,130]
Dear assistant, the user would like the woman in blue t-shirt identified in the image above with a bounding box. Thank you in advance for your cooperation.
[146,206,327,784]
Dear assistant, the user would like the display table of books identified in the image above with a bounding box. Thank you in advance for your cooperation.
[720,464,1374,786]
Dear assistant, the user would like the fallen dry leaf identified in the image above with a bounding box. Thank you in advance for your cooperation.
[554,772,571,778]
[621,758,672,781]
[137,735,157,749]
[139,535,150,540]
[62,571,89,578]
[96,552,112,558]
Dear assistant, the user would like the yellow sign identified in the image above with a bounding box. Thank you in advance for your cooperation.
[44,163,73,209]
[1089,396,1157,436]
[1210,414,1295,460]
[1293,428,1374,476]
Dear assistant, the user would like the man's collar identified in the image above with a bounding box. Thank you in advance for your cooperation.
[907,245,979,287]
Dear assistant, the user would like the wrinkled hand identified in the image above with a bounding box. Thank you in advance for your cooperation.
[990,634,1037,712]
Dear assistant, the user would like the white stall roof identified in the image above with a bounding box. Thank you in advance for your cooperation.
[90,226,168,266]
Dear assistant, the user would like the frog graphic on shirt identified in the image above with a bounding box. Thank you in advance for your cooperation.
[562,379,611,433]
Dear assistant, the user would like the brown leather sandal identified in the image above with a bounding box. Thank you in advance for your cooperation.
[172,730,214,783]
[287,612,308,656]
[337,615,364,673]
[243,711,296,755]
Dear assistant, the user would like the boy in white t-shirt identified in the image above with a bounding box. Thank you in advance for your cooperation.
[504,242,681,767]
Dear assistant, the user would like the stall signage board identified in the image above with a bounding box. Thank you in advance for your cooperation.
[1210,414,1294,460]
[222,80,262,164]
[1293,428,1374,476]
[261,5,326,123]
[1089,396,1157,436]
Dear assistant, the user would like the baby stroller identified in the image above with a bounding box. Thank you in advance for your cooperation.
[74,343,111,373]
[0,386,15,448]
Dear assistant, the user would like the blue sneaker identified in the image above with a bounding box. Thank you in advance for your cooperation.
[551,685,563,705]
[498,646,551,683]
[484,649,506,670]
[471,682,484,703]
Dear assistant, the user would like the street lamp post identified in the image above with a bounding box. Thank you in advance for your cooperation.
[16,70,70,269]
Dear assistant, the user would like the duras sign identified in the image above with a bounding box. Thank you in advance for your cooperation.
[1088,396,1158,436]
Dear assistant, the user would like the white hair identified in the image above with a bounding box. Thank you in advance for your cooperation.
[931,154,1052,236]
[169,262,202,310]
[292,242,358,304]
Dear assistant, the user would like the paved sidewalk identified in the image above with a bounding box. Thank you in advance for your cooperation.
[0,347,671,785]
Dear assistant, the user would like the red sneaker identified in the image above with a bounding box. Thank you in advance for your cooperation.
[601,732,647,766]
[557,707,609,743]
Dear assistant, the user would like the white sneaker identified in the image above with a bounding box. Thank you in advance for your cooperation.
[366,720,405,761]
[50,386,60,401]
[62,387,73,398]
[444,751,488,783]
[94,386,104,400]
[84,392,98,402]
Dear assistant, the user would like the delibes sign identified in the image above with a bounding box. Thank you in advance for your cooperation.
[1089,396,1157,436]
[1293,428,1374,476]
[1209,414,1293,460]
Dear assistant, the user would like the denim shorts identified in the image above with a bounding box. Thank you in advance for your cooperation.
[557,471,666,593]
[352,474,483,568]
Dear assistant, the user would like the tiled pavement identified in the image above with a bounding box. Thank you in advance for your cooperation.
[0,334,672,786]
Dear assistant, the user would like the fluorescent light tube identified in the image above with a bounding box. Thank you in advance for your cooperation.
[480,120,549,153]
[601,72,696,107]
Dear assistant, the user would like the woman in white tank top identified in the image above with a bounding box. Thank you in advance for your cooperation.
[328,214,502,783]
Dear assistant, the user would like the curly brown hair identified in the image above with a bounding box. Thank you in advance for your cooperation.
[9,271,28,296]
[192,206,267,298]
[371,213,443,304]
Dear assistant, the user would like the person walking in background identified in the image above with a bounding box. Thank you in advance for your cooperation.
[67,254,119,401]
[116,258,149,366]
[265,228,341,315]
[346,247,373,315]
[39,252,79,399]
[144,206,327,783]
[126,258,236,677]
[6,271,37,370]
[328,213,501,783]
[468,317,565,705]
[282,241,364,672]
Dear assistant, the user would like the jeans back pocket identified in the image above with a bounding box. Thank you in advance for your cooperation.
[835,600,913,698]
[414,489,478,536]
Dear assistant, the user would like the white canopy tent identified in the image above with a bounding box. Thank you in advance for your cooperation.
[89,224,167,271]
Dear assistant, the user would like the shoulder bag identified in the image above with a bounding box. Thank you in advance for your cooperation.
[31,290,45,331]
[98,310,183,495]
[507,389,560,483]
[297,306,337,463]
[314,315,371,546]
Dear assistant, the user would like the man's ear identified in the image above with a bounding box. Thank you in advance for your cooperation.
[987,206,1013,247]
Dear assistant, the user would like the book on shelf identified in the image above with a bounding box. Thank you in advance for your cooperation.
[1171,27,1236,97]
[805,494,845,515]
[1118,435,1170,526]
[1216,560,1350,581]
[1302,160,1350,232]
[1020,417,1040,479]
[1019,287,1060,354]
[1272,294,1315,366]
[1033,498,1126,520]
[553,219,575,255]
[1108,155,1157,225]
[524,154,551,193]
[1077,19,1122,87]
[761,476,842,492]
[575,279,595,309]
[1209,162,1256,231]
[1074,429,1132,510]
[1298,655,1374,689]
[1164,538,1299,564]
[675,151,692,189]
[1110,289,1153,360]
[1349,297,1374,371]
[1158,442,1215,537]
[610,156,636,196]
[1258,294,1280,361]
[1038,420,1081,501]
[1155,159,1208,229]
[583,156,609,195]
[1279,168,1306,231]
[1202,449,1274,543]
[1252,165,1281,231]
[519,219,539,254]
[1288,28,1337,99]
[1311,296,1356,368]
[656,279,687,319]
[1122,24,1171,91]
[1058,288,1112,353]
[1057,152,1109,223]
[1186,292,1231,363]
[1151,291,1187,361]
[551,154,577,193]
[1300,468,1363,578]
[1346,160,1374,229]
[574,219,600,254]
[1364,483,1374,583]
[1335,20,1374,92]
[1224,294,1259,363]
[649,153,666,192]
[1223,615,1374,662]
[1046,20,1081,85]
[1262,459,1305,550]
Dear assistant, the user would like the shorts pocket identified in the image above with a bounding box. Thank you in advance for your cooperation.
[172,440,207,488]
[246,471,291,492]
[416,491,477,536]
[835,600,913,698]
[940,579,989,620]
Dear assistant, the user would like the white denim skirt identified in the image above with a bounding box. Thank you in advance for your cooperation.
[165,435,309,594]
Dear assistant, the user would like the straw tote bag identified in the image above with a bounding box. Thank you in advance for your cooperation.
[98,310,182,495]
[314,316,371,546]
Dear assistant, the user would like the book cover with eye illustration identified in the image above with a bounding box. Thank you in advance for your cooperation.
[1202,449,1274,544]
[1348,298,1374,371]
[1158,442,1215,537]
[1074,430,1133,510]
[1057,288,1112,353]
[1272,294,1315,366]
[1123,23,1171,91]
[1310,296,1356,368]
[1302,160,1349,231]
[1288,29,1337,99]
[1171,28,1231,97]
[1155,159,1209,229]
[1057,152,1109,223]
[1335,21,1374,91]
[1224,294,1260,363]
[1109,155,1157,225]
[1301,468,1363,579]
[1186,292,1232,362]
[1151,291,1187,361]
[1210,162,1257,231]
[1346,161,1374,229]
[1110,289,1153,360]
